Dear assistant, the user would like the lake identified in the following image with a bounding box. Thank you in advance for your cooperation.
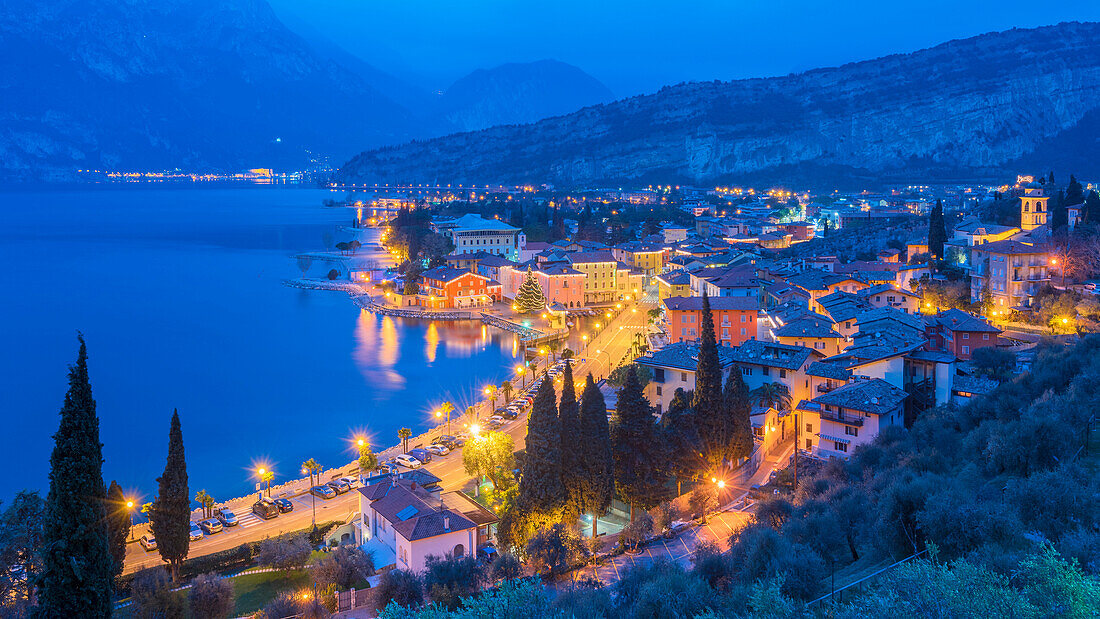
[0,186,521,504]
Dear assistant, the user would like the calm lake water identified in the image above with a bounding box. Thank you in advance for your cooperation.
[0,186,520,503]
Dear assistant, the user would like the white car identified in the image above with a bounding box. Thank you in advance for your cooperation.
[189,522,204,542]
[489,415,505,424]
[338,475,360,488]
[427,443,451,456]
[139,534,157,551]
[394,454,422,469]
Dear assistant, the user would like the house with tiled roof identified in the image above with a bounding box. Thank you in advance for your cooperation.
[702,266,760,298]
[968,239,1051,311]
[950,374,1000,405]
[817,292,873,338]
[501,262,586,309]
[773,316,844,356]
[795,377,907,458]
[566,251,643,304]
[655,270,693,301]
[856,284,921,314]
[356,478,495,572]
[434,214,525,261]
[783,269,869,313]
[727,340,824,404]
[611,241,667,275]
[924,309,1001,360]
[635,341,738,414]
[662,295,760,347]
[418,267,502,309]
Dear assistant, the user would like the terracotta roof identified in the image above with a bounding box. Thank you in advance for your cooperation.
[774,317,842,338]
[927,309,1001,333]
[973,240,1048,255]
[421,267,486,284]
[361,482,477,542]
[662,296,759,312]
[568,251,617,264]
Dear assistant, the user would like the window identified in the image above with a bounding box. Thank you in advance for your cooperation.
[982,333,989,340]
[805,423,812,433]
[962,345,969,354]
[845,426,859,437]
[834,442,848,453]
[806,438,813,450]
[655,385,662,396]
[742,367,752,376]
[740,314,747,323]
[762,367,770,376]
[962,333,969,340]
[740,328,747,335]
[780,369,787,378]
[654,369,665,382]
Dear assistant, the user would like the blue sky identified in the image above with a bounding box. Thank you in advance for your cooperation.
[269,1,1100,96]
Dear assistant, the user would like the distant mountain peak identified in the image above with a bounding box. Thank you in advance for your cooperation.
[337,22,1100,188]
[439,59,614,132]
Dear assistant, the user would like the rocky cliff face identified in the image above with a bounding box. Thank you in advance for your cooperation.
[337,22,1100,187]
[0,0,428,182]
[439,60,614,132]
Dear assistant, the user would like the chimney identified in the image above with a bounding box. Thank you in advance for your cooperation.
[443,516,450,531]
[410,481,417,491]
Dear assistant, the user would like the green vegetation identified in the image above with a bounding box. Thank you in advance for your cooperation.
[152,409,191,582]
[611,365,668,519]
[37,334,115,617]
[232,569,311,616]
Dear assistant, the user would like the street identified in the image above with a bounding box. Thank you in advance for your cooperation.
[124,296,655,574]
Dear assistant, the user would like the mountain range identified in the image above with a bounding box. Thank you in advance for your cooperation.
[337,22,1100,188]
[0,0,612,182]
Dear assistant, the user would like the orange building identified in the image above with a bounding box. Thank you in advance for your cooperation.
[418,267,502,309]
[663,296,759,346]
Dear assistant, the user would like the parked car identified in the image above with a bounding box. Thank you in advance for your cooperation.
[433,434,462,448]
[326,479,351,494]
[216,508,239,527]
[427,443,450,456]
[198,518,223,535]
[139,534,157,551]
[501,409,518,420]
[489,415,505,424]
[252,498,280,520]
[393,454,422,469]
[338,475,360,488]
[487,418,504,429]
[408,448,433,464]
[453,433,470,445]
[273,498,293,513]
[189,522,204,541]
[311,485,337,499]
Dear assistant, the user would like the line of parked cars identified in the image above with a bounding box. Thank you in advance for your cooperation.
[310,475,360,500]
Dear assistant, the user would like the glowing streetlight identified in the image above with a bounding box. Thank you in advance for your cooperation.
[469,423,481,437]
[125,499,136,540]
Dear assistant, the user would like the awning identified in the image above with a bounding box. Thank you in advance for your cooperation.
[818,433,851,444]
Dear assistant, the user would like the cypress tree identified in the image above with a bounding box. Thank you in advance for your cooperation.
[152,409,190,583]
[660,387,701,495]
[557,363,583,522]
[577,374,613,538]
[928,200,946,260]
[37,334,113,617]
[1065,175,1085,206]
[518,374,564,515]
[1050,190,1068,231]
[106,480,129,580]
[611,365,667,520]
[724,368,754,462]
[693,291,725,467]
[1084,190,1100,225]
[515,267,547,313]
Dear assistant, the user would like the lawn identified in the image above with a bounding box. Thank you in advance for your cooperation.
[231,570,312,616]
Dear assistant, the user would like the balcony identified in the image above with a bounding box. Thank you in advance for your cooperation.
[819,409,864,426]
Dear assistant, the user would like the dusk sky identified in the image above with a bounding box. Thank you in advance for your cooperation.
[270,0,1100,96]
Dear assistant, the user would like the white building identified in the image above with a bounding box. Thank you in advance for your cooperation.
[433,214,526,261]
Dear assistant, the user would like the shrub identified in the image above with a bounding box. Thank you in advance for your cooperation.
[619,513,654,551]
[424,553,485,609]
[259,533,312,572]
[327,268,340,281]
[490,551,524,581]
[651,501,679,537]
[688,484,718,521]
[312,545,375,590]
[525,523,588,575]
[375,569,424,610]
[180,543,254,580]
[131,567,184,619]
[187,573,233,619]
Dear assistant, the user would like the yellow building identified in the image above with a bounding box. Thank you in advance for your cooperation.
[1020,184,1049,231]
[655,270,693,301]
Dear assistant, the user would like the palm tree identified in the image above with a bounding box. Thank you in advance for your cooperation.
[398,428,412,453]
[501,381,514,403]
[630,332,647,358]
[485,385,498,411]
[752,382,792,411]
[302,458,322,486]
[194,490,215,519]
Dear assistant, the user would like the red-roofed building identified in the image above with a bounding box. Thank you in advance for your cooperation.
[924,309,1002,360]
[663,296,759,346]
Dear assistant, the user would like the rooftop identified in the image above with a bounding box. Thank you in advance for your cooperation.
[662,296,760,312]
[973,239,1049,255]
[808,377,908,415]
[774,317,842,339]
[727,339,818,370]
[927,308,1002,333]
[636,341,737,371]
[421,266,486,284]
[451,213,520,232]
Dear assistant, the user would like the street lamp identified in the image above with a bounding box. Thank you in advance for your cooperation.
[469,423,481,438]
[257,467,274,498]
[126,500,135,541]
[516,364,527,388]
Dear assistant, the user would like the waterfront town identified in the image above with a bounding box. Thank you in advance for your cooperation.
[15,172,1095,617]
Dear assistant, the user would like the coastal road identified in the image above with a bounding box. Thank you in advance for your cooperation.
[124,297,654,574]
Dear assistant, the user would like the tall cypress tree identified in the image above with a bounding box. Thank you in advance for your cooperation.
[724,369,754,462]
[693,291,725,467]
[577,374,613,538]
[660,387,700,495]
[106,480,129,580]
[518,374,564,515]
[37,334,113,617]
[152,409,190,583]
[1084,190,1100,225]
[1050,190,1068,231]
[928,200,946,260]
[611,366,667,520]
[557,363,583,522]
[1065,175,1085,206]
